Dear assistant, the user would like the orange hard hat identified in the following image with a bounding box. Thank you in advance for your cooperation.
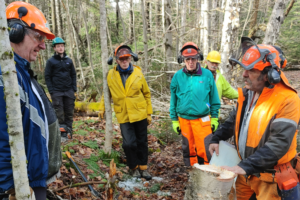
[229,37,281,71]
[114,45,132,59]
[6,1,55,40]
[181,42,199,58]
[273,45,287,68]
[242,44,280,71]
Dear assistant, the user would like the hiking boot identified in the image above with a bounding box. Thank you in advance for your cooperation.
[129,168,141,178]
[140,169,152,180]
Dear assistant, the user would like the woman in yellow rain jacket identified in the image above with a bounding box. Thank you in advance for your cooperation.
[99,45,153,180]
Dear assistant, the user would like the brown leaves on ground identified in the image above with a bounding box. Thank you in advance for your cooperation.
[48,116,188,200]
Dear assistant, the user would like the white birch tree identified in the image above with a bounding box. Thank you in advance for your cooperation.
[99,0,113,155]
[202,0,209,58]
[219,0,242,80]
[263,0,291,45]
[141,0,149,71]
[0,1,34,199]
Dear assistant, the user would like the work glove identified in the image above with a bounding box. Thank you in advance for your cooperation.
[211,118,219,132]
[147,114,152,125]
[172,121,181,134]
[98,110,104,119]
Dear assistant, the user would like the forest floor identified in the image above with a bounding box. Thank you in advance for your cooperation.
[47,69,300,200]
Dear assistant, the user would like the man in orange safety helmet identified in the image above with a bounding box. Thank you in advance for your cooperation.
[209,37,300,200]
[0,2,61,200]
[170,42,221,166]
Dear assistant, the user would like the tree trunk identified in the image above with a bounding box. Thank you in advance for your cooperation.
[0,2,34,199]
[63,0,77,70]
[55,0,62,37]
[210,0,218,51]
[219,0,242,80]
[165,0,173,71]
[202,0,209,58]
[141,0,149,72]
[116,0,119,38]
[129,0,134,44]
[180,0,187,48]
[249,0,260,31]
[146,1,151,38]
[263,0,291,45]
[51,0,56,36]
[184,164,235,200]
[99,0,113,155]
[80,3,101,95]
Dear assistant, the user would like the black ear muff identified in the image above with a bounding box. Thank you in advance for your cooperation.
[8,22,26,44]
[267,68,281,85]
[131,53,139,62]
[199,53,204,61]
[107,57,113,65]
[266,53,281,85]
[177,55,183,64]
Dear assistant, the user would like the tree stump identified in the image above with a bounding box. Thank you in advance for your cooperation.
[184,164,235,200]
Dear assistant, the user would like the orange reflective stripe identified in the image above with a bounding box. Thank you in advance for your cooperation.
[235,88,245,159]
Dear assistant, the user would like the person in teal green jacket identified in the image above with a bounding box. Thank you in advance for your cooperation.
[170,42,221,166]
[204,51,238,100]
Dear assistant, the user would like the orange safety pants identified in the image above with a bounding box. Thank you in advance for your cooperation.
[178,116,212,166]
[235,174,280,200]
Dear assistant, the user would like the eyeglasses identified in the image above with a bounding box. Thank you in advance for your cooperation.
[26,28,46,43]
[184,58,197,62]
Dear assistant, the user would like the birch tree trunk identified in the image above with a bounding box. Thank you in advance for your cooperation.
[210,0,219,50]
[55,0,62,37]
[219,0,242,80]
[0,2,34,199]
[99,0,113,155]
[80,3,101,95]
[165,0,173,71]
[51,0,56,36]
[141,0,149,72]
[202,0,209,58]
[263,0,291,45]
[116,0,120,38]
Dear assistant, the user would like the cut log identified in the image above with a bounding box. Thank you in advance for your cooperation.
[184,164,235,200]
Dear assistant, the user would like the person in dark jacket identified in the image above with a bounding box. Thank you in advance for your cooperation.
[0,2,61,200]
[45,37,77,137]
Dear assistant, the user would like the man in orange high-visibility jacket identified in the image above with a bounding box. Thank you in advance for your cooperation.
[209,37,300,200]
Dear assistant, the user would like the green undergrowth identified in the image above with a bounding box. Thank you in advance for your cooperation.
[98,149,126,168]
[82,140,99,149]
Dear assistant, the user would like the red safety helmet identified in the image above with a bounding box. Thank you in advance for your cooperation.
[229,37,280,71]
[6,1,55,40]
[180,42,199,58]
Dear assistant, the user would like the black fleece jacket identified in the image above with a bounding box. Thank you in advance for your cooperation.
[45,53,77,94]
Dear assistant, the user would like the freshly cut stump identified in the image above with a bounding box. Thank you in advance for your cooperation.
[184,164,235,200]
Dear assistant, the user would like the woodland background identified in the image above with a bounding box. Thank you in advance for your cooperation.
[4,0,300,111]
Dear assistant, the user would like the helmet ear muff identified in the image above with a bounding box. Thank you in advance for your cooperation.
[266,53,281,85]
[177,55,183,64]
[107,56,113,65]
[131,53,139,62]
[267,67,281,85]
[8,22,26,44]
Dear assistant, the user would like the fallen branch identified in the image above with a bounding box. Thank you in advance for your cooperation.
[52,181,106,193]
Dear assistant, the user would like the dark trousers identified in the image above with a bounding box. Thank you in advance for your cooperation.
[51,95,74,129]
[120,119,148,169]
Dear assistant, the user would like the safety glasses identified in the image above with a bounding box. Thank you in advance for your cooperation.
[229,37,271,70]
[26,28,46,43]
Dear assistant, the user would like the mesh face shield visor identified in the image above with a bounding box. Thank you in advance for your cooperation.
[116,48,132,59]
[229,37,271,70]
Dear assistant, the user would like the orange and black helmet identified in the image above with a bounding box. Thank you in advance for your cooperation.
[229,37,280,71]
[6,1,55,40]
[114,45,133,59]
[180,42,199,58]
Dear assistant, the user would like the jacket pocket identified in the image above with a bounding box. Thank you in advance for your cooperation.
[137,101,147,109]
[114,105,122,113]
